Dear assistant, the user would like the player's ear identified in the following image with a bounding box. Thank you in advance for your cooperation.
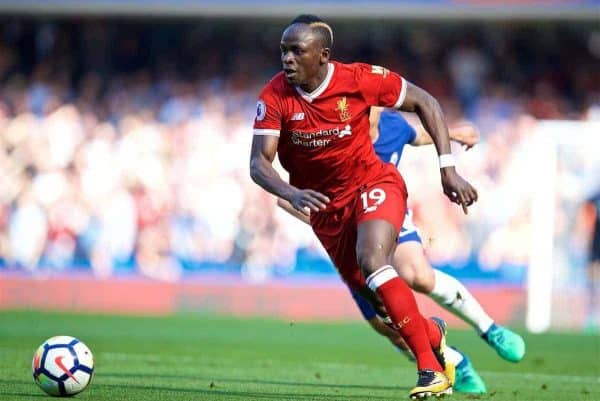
[320,47,330,64]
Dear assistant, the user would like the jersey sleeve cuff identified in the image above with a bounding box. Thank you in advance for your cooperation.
[253,129,280,137]
[393,77,407,109]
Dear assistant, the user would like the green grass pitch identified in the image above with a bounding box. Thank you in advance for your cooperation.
[0,311,598,401]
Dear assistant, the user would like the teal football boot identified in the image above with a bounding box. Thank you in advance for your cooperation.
[482,323,526,363]
[452,347,487,394]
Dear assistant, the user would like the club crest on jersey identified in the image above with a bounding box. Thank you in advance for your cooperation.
[256,100,266,121]
[335,97,351,122]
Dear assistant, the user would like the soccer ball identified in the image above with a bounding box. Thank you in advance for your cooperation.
[32,336,94,396]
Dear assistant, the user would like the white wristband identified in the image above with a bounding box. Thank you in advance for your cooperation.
[439,154,455,169]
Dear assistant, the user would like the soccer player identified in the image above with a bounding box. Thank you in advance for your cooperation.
[250,15,478,398]
[278,108,526,394]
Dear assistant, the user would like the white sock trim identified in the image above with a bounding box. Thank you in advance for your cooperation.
[366,265,398,291]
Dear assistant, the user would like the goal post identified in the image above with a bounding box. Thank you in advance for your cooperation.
[527,120,600,333]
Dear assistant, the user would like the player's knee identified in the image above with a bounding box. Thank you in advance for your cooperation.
[356,244,391,276]
[396,263,417,288]
[395,247,434,293]
[411,264,435,293]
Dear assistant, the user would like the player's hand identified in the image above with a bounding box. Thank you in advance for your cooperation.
[290,189,330,216]
[440,167,478,214]
[451,122,480,150]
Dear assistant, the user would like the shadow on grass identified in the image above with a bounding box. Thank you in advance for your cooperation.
[96,381,400,400]
[100,371,408,392]
[0,379,51,398]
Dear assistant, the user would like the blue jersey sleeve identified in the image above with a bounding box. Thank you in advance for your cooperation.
[393,113,417,146]
[373,110,417,165]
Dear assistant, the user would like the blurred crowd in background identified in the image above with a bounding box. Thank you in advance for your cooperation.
[0,19,599,285]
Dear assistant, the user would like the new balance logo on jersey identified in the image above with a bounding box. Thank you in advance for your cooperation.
[371,65,390,78]
[291,112,305,121]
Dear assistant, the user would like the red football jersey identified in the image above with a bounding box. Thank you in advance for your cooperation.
[253,61,407,209]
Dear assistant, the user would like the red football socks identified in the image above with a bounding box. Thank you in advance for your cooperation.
[366,266,443,372]
[422,316,442,349]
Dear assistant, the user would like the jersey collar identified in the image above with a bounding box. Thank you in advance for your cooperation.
[295,63,335,103]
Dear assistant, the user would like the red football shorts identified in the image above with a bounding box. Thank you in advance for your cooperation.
[310,164,408,291]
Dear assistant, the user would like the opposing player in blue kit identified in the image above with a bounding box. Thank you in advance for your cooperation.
[278,107,526,394]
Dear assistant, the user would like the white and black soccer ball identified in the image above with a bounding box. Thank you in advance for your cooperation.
[32,336,94,396]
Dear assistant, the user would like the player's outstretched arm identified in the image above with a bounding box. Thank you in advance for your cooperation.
[411,122,480,150]
[399,81,478,214]
[250,135,330,216]
[277,198,311,225]
[449,122,480,150]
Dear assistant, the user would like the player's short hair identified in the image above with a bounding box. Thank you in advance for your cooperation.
[290,14,333,49]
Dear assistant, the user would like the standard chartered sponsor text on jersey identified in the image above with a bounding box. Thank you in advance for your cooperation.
[290,126,347,148]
